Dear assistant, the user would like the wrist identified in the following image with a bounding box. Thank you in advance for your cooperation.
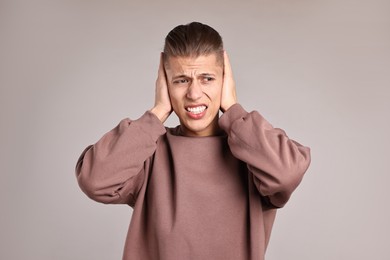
[221,101,237,113]
[150,106,171,123]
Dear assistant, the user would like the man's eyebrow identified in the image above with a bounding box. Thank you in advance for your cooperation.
[172,74,188,80]
[199,73,216,77]
[172,73,216,80]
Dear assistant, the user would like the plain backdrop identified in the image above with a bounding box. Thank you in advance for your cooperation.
[1,0,389,259]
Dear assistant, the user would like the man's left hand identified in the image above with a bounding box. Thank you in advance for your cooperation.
[220,51,237,112]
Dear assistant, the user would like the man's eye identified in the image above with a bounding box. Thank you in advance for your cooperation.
[174,79,189,84]
[203,77,214,82]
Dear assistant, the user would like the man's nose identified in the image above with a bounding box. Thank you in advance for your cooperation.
[186,80,203,100]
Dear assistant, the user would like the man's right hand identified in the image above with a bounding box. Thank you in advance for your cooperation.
[150,53,172,123]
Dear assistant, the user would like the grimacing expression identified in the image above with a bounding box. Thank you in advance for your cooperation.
[165,53,223,137]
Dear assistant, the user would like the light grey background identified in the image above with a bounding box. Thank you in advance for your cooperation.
[1,0,389,259]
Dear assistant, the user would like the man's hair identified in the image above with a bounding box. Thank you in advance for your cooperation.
[163,22,224,65]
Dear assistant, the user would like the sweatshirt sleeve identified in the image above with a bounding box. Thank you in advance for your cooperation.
[75,111,166,206]
[219,104,311,208]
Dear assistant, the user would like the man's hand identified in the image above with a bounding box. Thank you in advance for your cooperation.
[220,51,237,112]
[150,53,172,123]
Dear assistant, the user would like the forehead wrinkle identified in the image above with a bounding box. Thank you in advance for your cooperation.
[174,64,218,77]
[167,55,222,79]
[173,70,216,79]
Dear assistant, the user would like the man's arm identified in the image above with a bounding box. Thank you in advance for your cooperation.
[219,52,311,208]
[219,105,311,208]
[76,114,166,205]
[76,53,171,205]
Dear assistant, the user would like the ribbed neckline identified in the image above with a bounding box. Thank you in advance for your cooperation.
[167,125,227,139]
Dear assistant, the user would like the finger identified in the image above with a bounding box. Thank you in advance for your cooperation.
[157,53,169,89]
[223,51,233,78]
[158,52,165,79]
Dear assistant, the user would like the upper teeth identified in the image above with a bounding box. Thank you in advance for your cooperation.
[187,106,206,114]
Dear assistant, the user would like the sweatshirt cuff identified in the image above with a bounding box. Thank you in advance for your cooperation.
[132,111,167,142]
[219,103,248,133]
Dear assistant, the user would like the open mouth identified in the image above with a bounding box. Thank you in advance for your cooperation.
[185,105,207,115]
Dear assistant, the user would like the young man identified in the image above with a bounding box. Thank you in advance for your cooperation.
[76,22,311,260]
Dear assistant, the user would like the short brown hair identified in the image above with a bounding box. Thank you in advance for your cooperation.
[163,22,224,65]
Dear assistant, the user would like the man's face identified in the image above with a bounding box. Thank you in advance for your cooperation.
[165,53,223,137]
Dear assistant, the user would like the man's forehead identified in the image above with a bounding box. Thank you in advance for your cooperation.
[165,54,222,74]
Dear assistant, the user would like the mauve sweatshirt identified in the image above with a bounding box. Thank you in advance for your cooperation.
[76,104,311,260]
